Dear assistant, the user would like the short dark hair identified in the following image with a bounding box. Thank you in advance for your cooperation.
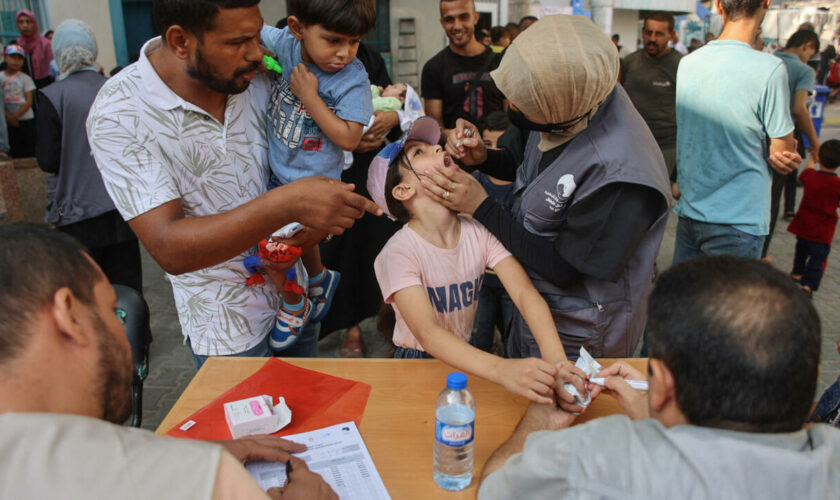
[819,140,840,170]
[644,11,675,32]
[152,0,260,41]
[612,33,620,41]
[383,152,412,223]
[289,0,376,36]
[647,257,820,433]
[0,224,101,364]
[786,29,820,50]
[490,26,507,44]
[519,15,538,28]
[505,22,519,34]
[719,0,765,21]
[480,110,510,133]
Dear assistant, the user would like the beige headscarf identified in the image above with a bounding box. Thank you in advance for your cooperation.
[491,15,619,151]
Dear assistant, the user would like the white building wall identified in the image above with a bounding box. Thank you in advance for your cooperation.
[614,0,694,11]
[390,0,448,82]
[259,3,287,28]
[612,8,640,58]
[44,0,288,73]
[46,0,117,71]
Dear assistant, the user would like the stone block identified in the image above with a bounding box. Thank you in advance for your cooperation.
[14,158,47,224]
[0,159,23,224]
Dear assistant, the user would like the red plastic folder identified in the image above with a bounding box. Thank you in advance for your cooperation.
[167,359,371,440]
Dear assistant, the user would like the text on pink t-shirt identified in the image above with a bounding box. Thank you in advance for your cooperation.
[374,216,512,351]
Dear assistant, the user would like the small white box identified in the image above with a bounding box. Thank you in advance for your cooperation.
[224,395,292,439]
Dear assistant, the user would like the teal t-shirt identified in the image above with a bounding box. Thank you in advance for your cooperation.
[776,51,815,110]
[674,41,794,236]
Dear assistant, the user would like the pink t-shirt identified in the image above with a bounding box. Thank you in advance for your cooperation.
[374,216,512,351]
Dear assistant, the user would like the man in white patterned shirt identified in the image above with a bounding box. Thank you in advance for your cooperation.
[87,0,380,367]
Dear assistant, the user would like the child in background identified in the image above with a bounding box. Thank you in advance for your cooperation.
[255,0,375,351]
[788,140,840,297]
[471,111,515,354]
[1,44,35,158]
[370,116,587,406]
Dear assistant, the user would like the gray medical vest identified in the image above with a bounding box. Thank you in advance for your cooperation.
[510,86,671,358]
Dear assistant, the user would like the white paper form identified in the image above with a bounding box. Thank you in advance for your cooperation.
[246,421,390,500]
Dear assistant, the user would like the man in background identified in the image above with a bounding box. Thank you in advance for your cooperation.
[622,11,682,184]
[422,0,504,135]
[673,0,801,263]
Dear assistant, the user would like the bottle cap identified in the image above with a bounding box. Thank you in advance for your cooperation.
[446,372,467,390]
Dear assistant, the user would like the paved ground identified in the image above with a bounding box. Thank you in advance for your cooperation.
[138,102,840,432]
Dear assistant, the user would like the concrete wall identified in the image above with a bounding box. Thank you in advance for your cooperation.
[44,0,288,73]
[390,0,449,83]
[260,2,287,28]
[46,0,117,72]
[612,8,640,58]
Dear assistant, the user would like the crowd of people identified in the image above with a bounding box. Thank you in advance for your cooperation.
[3,0,840,497]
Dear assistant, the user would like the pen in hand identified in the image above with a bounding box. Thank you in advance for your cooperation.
[286,459,293,484]
[588,377,649,391]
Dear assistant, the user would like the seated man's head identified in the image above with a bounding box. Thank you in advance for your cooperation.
[366,116,455,222]
[0,224,133,423]
[151,0,264,94]
[287,0,376,73]
[647,257,820,433]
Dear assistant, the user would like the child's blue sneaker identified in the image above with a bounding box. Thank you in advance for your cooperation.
[308,269,340,323]
[270,297,312,352]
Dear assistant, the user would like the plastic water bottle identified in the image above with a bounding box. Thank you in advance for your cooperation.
[434,372,476,491]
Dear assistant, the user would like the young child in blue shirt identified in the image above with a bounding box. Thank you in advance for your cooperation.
[257,0,375,351]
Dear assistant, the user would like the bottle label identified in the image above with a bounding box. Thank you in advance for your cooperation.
[436,420,474,447]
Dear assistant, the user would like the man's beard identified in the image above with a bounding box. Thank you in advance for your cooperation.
[91,311,134,424]
[187,45,260,95]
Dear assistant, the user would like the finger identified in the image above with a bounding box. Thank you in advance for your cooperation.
[344,192,383,216]
[528,390,554,405]
[460,137,482,149]
[266,487,283,500]
[604,375,637,401]
[454,120,465,140]
[264,436,307,452]
[287,456,311,477]
[564,373,587,396]
[565,365,589,381]
[555,385,578,405]
[422,165,456,189]
[557,400,584,413]
[532,369,557,392]
[588,384,604,399]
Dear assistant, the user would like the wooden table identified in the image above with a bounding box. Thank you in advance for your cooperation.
[157,357,646,499]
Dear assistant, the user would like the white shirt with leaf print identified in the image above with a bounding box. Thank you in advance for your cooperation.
[87,38,281,355]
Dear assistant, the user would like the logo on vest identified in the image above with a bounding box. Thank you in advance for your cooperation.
[544,174,576,213]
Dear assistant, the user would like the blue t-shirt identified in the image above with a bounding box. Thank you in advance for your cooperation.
[776,51,815,110]
[674,40,794,236]
[260,26,373,184]
[473,171,515,210]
